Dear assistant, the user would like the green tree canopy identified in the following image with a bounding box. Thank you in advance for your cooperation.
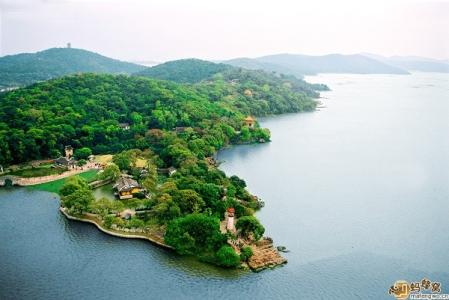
[236,216,265,240]
[215,245,240,267]
[98,163,121,181]
[74,147,92,160]
[164,214,226,255]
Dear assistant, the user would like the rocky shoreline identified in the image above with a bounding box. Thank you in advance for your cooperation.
[247,238,288,271]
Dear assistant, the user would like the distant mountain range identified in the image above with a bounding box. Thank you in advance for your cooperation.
[0,48,145,89]
[223,53,449,77]
[224,54,409,76]
[1,47,448,90]
[361,53,449,73]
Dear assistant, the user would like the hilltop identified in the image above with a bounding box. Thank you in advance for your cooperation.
[0,48,145,89]
[134,58,328,115]
[134,59,232,83]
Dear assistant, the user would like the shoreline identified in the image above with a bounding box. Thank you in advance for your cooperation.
[59,207,173,250]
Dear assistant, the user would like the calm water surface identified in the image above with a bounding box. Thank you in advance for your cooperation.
[1,73,449,299]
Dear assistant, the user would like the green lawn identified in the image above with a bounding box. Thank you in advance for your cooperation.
[28,169,98,194]
[8,166,67,178]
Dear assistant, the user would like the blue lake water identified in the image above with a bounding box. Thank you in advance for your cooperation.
[1,73,449,299]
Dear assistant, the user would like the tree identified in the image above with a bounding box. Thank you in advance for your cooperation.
[59,176,90,197]
[61,188,94,215]
[113,151,132,171]
[113,150,138,171]
[215,245,240,267]
[239,246,253,262]
[90,197,124,218]
[173,189,205,214]
[142,176,157,194]
[236,216,265,240]
[98,163,121,181]
[77,159,87,167]
[164,214,226,255]
[74,147,92,160]
[152,193,181,222]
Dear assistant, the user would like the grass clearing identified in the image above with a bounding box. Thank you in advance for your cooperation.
[28,169,98,194]
[94,154,113,165]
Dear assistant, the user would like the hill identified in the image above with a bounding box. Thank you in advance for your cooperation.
[0,48,146,89]
[361,53,449,73]
[0,72,318,165]
[224,53,410,76]
[222,58,298,76]
[134,59,232,83]
[134,58,328,108]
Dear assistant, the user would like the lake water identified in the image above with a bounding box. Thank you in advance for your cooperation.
[1,73,449,299]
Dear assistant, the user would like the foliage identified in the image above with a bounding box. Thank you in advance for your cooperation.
[215,245,241,267]
[60,176,94,215]
[236,216,265,240]
[152,194,181,223]
[90,197,124,218]
[164,214,226,255]
[74,147,92,160]
[173,189,205,214]
[77,159,87,166]
[240,246,253,262]
[0,68,318,165]
[59,176,90,197]
[134,59,231,83]
[98,163,121,181]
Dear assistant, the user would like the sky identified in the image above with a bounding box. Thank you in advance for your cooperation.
[0,0,448,62]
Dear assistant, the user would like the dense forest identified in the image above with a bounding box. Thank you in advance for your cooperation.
[0,48,145,89]
[0,65,320,165]
[134,59,232,83]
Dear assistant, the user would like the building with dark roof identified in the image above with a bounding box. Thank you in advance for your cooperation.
[113,176,143,199]
[54,156,76,169]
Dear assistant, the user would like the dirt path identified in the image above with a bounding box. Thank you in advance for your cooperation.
[17,163,99,186]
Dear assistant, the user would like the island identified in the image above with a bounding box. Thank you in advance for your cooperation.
[0,59,326,271]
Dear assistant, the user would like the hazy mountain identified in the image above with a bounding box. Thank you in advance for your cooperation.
[222,58,299,76]
[361,53,449,73]
[224,53,410,76]
[0,48,146,89]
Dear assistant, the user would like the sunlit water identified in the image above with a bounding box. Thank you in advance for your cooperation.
[1,73,448,299]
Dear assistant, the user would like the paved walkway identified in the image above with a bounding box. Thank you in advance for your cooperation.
[17,163,99,186]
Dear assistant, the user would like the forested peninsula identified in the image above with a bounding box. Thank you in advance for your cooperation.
[0,60,325,269]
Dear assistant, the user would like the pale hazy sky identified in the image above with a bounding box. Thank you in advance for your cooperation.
[0,0,448,62]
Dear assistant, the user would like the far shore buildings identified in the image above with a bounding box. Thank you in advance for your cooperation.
[113,176,144,200]
[244,116,256,129]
